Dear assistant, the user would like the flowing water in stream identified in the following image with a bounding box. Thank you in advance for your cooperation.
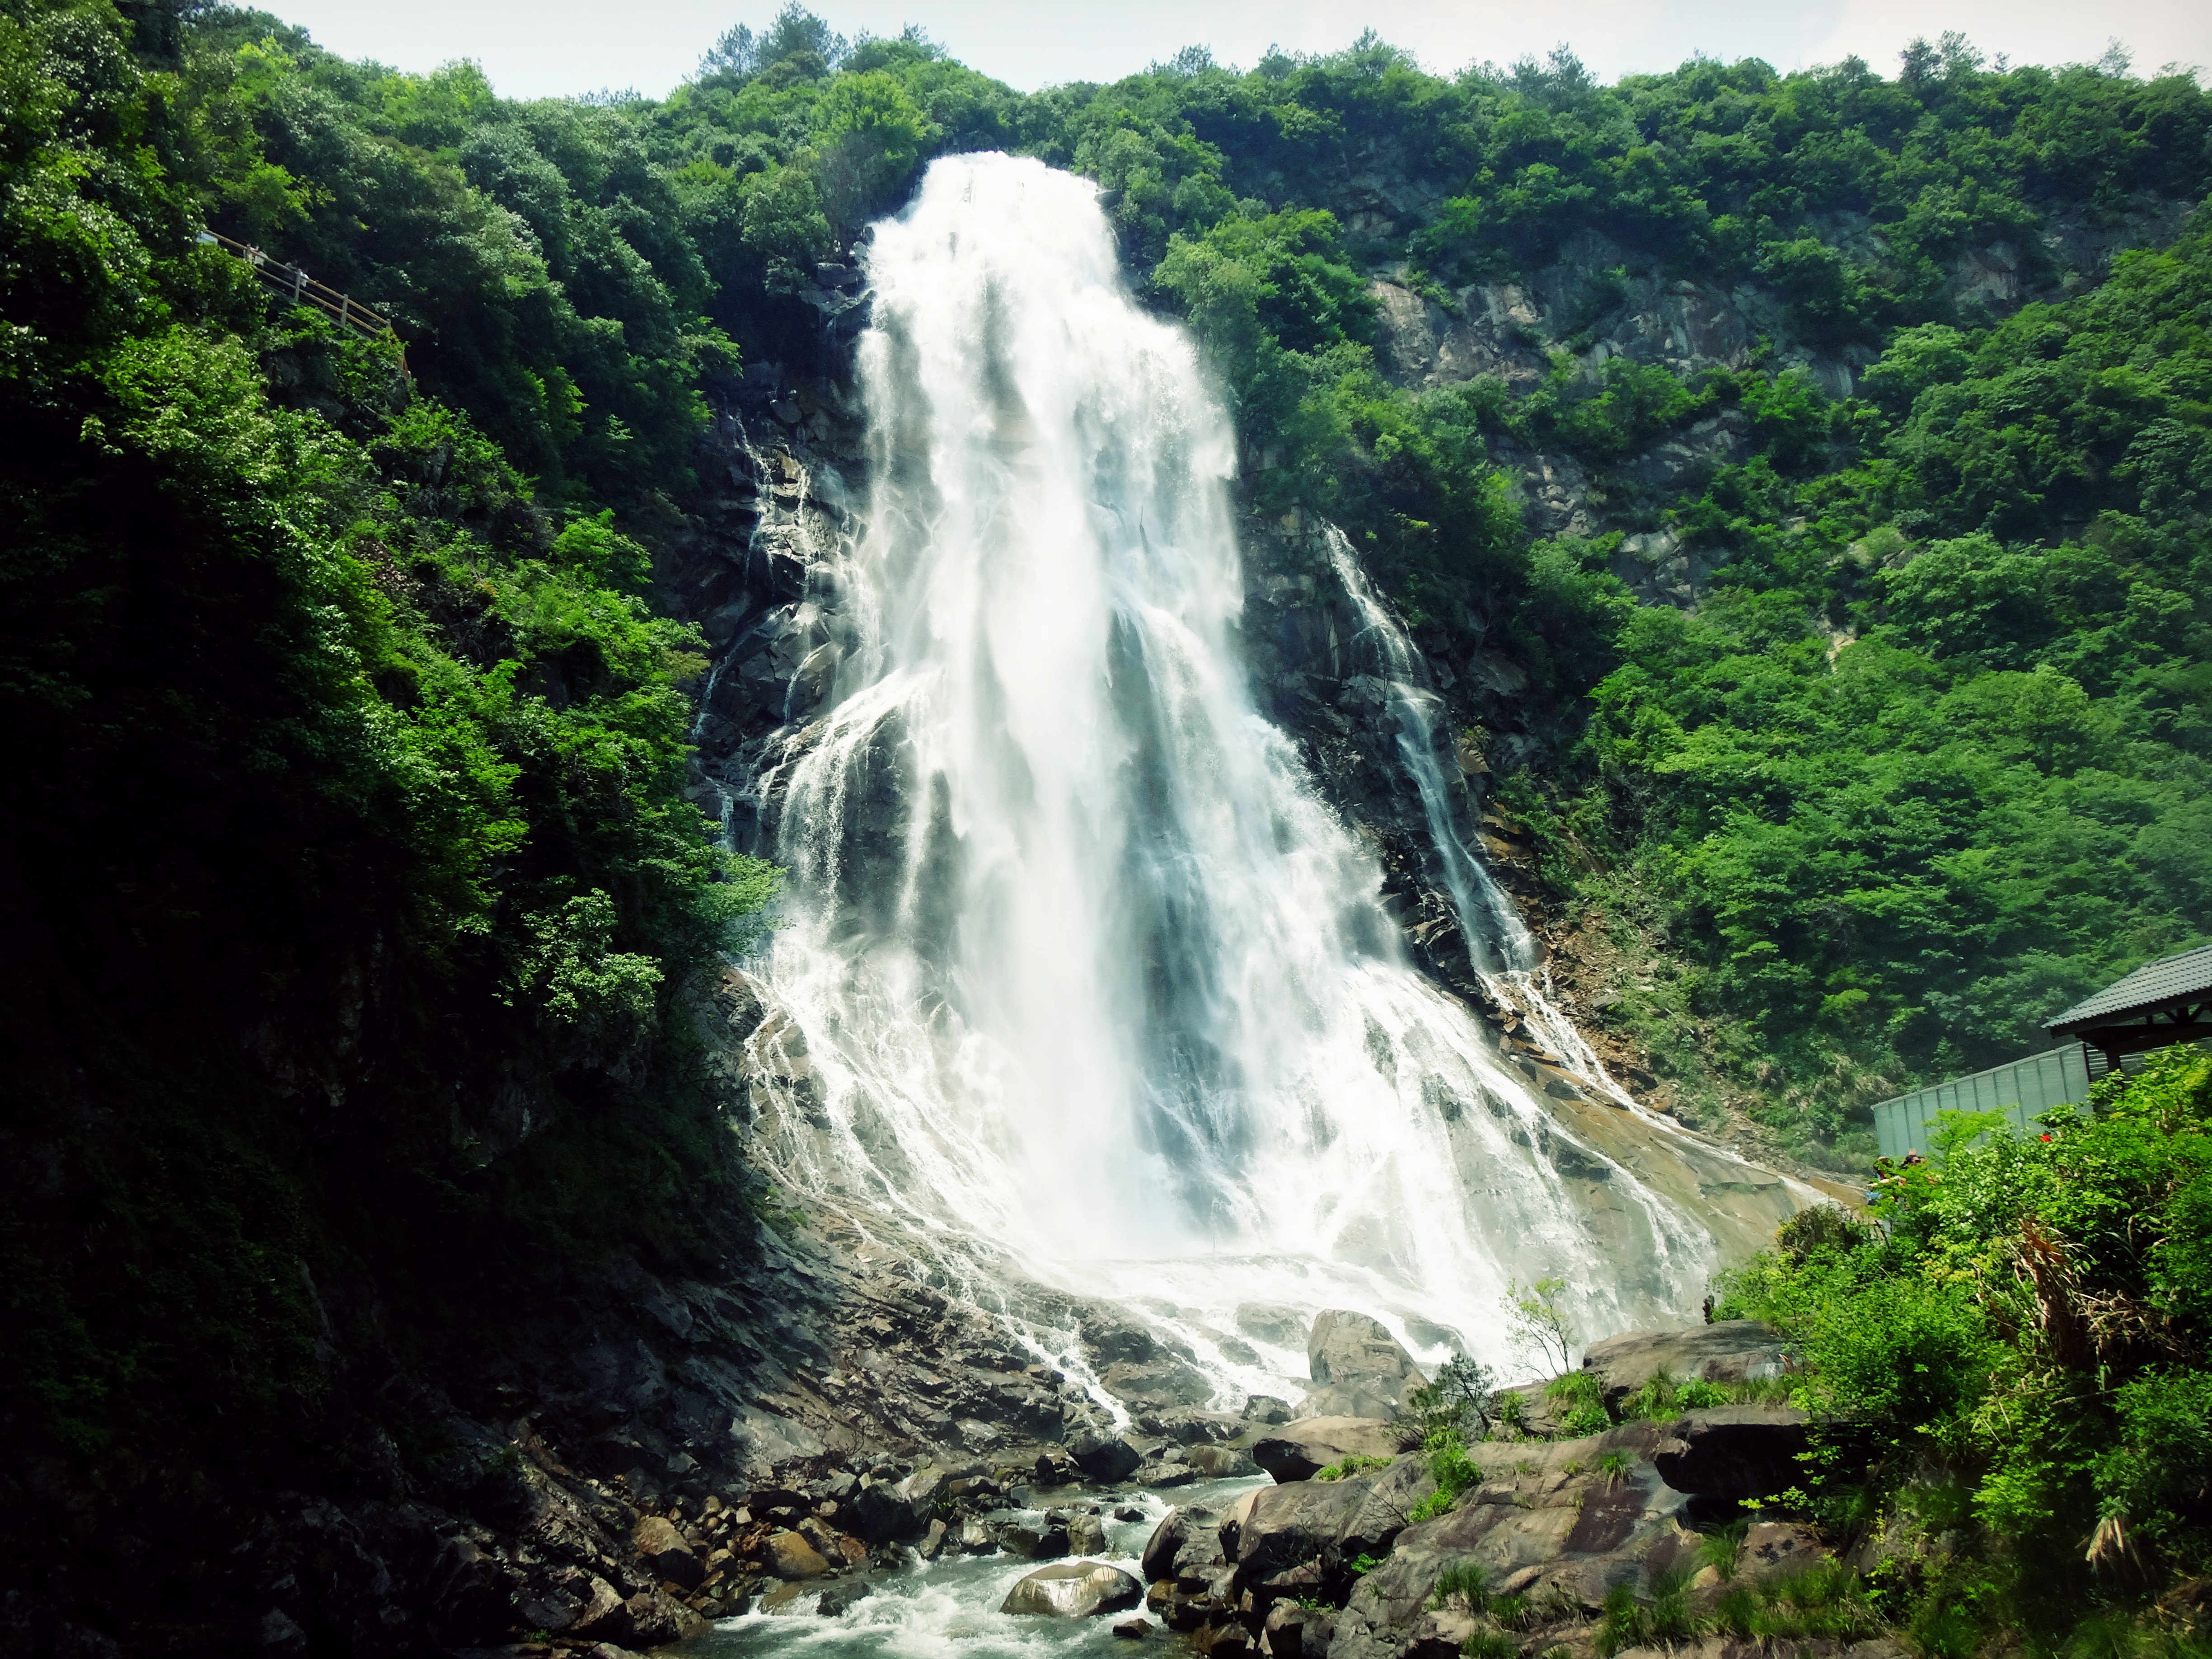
[740,153,1717,1406]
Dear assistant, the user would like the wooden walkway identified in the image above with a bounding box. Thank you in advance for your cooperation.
[198,229,399,348]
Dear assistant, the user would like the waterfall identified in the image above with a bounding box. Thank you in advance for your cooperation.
[1323,529,1639,1107]
[749,154,1712,1389]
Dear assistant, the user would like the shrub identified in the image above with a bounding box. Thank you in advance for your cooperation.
[1429,1560,1490,1610]
[1315,1453,1395,1482]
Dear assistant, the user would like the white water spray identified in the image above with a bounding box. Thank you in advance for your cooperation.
[747,155,1712,1388]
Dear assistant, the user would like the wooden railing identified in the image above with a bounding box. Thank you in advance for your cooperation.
[198,229,398,345]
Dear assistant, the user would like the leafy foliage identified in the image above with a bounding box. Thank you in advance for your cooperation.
[1,2,776,1618]
[1717,1047,2212,1651]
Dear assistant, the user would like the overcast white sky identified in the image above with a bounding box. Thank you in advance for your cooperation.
[261,0,2210,102]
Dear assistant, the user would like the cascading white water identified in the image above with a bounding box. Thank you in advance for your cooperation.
[1322,529,1639,1106]
[750,154,1713,1389]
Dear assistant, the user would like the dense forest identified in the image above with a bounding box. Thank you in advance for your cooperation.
[3,0,2210,1650]
[28,0,2199,1165]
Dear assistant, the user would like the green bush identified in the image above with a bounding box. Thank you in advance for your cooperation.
[1718,1049,2212,1645]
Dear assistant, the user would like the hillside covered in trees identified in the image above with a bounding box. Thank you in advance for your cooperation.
[65,0,2207,1159]
[4,0,2211,1650]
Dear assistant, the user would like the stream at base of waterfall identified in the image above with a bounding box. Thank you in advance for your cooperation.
[697,1476,1263,1657]
[723,152,1812,1430]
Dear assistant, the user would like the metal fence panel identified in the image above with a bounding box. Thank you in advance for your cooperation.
[1872,1044,2092,1162]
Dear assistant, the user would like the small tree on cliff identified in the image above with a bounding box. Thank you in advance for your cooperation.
[1503,1275,1577,1375]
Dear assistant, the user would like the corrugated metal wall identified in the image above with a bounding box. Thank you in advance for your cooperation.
[1872,1044,2092,1161]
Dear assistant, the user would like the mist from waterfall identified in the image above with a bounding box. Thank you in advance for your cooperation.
[750,154,1711,1390]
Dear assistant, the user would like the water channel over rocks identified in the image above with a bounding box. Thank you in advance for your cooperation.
[699,1476,1266,1656]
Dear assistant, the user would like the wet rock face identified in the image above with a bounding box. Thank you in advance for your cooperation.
[1003,1561,1146,1617]
[1236,1302,1310,1348]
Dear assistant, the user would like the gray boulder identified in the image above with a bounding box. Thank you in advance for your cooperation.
[630,1515,703,1590]
[1251,1417,1401,1483]
[1653,1406,1811,1500]
[1001,1561,1145,1617]
[1217,1457,1431,1597]
[1137,1407,1242,1445]
[1069,1512,1109,1555]
[1068,1425,1144,1482]
[1140,1505,1226,1589]
[1001,1520,1072,1560]
[843,1478,914,1541]
[1101,1357,1214,1409]
[1579,1321,1792,1411]
[1185,1444,1261,1478]
[1303,1311,1427,1419]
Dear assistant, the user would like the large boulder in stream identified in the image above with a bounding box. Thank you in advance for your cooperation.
[1251,1417,1401,1483]
[1067,1423,1144,1482]
[1002,1561,1145,1617]
[1302,1311,1426,1419]
[1225,1454,1434,1593]
[1142,1504,1227,1589]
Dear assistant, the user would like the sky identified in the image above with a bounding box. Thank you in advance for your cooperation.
[261,0,2212,102]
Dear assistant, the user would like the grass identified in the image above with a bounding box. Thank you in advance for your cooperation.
[1730,1372,1799,1406]
[1596,1451,1632,1489]
[1710,1560,1881,1643]
[1316,1453,1396,1481]
[1697,1518,1750,1582]
[1533,1368,1798,1443]
[1490,1390,1528,1435]
[1596,1564,1697,1656]
[1430,1561,1490,1610]
[1462,1631,1518,1659]
[1490,1593,1533,1630]
[1408,1488,1455,1524]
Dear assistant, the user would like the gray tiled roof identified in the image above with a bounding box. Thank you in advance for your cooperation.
[2048,944,2212,1034]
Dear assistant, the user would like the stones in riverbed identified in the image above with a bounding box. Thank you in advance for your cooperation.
[1069,1513,1109,1554]
[1112,1615,1153,1639]
[760,1575,873,1616]
[1000,1561,1145,1617]
[1132,1458,1197,1487]
[631,1514,704,1589]
[1067,1424,1143,1482]
[765,1528,832,1578]
[1000,1519,1071,1559]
